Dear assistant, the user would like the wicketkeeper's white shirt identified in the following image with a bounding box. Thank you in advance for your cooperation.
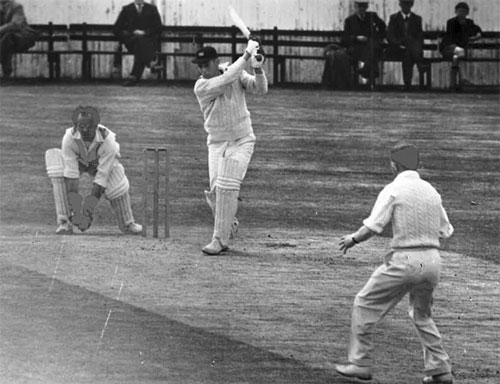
[61,125,121,188]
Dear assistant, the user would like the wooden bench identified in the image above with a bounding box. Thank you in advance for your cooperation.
[260,28,500,88]
[29,23,69,79]
[14,24,500,89]
[66,24,246,81]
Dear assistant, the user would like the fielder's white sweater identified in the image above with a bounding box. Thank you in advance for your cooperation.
[194,56,268,143]
[363,171,454,249]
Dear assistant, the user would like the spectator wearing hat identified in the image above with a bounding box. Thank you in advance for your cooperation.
[113,0,162,86]
[335,142,454,384]
[342,1,386,87]
[192,42,268,255]
[0,0,38,79]
[386,0,427,90]
[440,2,482,88]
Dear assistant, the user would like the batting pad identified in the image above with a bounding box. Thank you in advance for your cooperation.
[45,148,65,178]
[213,187,239,247]
[205,189,216,216]
[50,177,70,225]
[104,163,129,200]
[215,157,245,191]
[110,192,135,232]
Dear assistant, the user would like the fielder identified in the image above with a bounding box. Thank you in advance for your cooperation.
[45,106,142,235]
[192,40,268,255]
[335,143,454,384]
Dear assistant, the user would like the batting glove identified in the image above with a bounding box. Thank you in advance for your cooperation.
[251,51,265,68]
[245,39,260,56]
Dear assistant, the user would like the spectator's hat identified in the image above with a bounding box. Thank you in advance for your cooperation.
[399,0,414,3]
[192,46,218,64]
[455,2,469,12]
[354,1,369,5]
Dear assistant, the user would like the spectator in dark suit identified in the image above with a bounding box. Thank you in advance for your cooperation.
[342,1,386,87]
[386,0,426,90]
[440,2,482,68]
[0,0,38,79]
[113,0,162,86]
[440,2,482,90]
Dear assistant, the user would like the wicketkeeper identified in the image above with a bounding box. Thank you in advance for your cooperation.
[192,39,268,255]
[45,106,142,235]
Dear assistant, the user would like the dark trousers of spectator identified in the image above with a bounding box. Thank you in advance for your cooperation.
[386,43,425,87]
[347,39,383,82]
[0,33,35,77]
[113,36,158,80]
[322,46,353,90]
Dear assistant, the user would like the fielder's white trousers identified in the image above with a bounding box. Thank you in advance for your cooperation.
[348,248,452,377]
[207,133,256,190]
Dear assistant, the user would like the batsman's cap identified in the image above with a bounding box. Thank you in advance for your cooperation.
[192,46,218,64]
[390,142,420,170]
[455,2,469,12]
[72,106,100,126]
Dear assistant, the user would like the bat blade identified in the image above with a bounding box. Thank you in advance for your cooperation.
[228,5,251,39]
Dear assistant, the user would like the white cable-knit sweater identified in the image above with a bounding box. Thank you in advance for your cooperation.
[363,171,454,248]
[194,56,268,143]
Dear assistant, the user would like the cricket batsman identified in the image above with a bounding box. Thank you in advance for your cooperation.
[45,106,142,235]
[192,39,268,255]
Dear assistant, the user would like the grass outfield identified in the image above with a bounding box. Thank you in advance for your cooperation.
[0,84,498,262]
[0,84,499,383]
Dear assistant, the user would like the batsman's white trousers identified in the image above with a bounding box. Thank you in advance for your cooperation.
[208,133,255,191]
[348,248,452,377]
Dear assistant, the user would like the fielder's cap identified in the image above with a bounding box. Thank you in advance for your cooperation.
[192,46,218,64]
[390,142,420,170]
[455,2,469,11]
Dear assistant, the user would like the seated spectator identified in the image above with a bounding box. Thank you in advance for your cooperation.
[113,0,162,86]
[386,0,427,90]
[440,2,482,68]
[322,43,352,90]
[0,0,38,79]
[342,1,386,87]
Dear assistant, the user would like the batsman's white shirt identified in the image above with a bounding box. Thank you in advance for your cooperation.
[61,125,121,189]
[194,56,268,144]
[363,170,454,248]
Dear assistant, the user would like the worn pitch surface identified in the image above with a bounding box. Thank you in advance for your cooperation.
[0,84,499,383]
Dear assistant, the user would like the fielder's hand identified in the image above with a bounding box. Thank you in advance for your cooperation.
[339,234,357,254]
[78,195,99,232]
[245,39,260,56]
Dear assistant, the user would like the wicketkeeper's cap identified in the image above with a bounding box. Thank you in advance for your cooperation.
[390,142,420,170]
[192,46,218,64]
[72,106,100,126]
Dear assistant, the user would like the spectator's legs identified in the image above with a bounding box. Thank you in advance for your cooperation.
[112,43,123,78]
[0,34,16,77]
[401,48,414,88]
[322,49,336,88]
